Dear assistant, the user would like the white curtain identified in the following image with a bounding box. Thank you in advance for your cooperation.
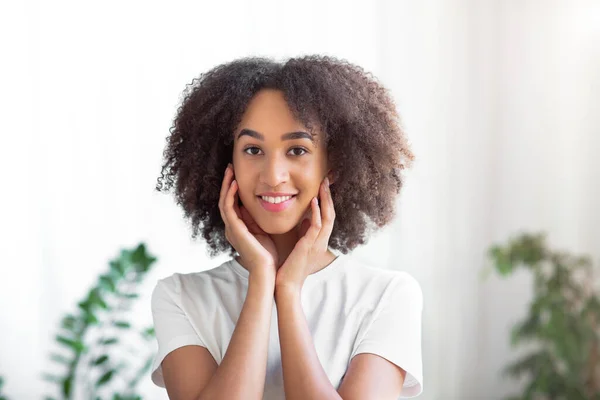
[1,0,598,399]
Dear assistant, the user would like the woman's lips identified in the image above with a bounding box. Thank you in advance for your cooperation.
[258,195,296,212]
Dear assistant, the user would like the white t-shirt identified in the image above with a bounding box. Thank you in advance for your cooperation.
[150,253,424,399]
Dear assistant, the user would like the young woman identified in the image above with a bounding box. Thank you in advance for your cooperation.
[151,55,423,400]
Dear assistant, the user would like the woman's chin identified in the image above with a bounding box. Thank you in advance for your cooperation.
[258,219,301,235]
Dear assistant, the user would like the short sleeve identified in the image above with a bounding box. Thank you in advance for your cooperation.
[150,278,207,387]
[351,273,424,398]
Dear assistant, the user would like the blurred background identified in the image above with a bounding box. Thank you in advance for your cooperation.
[1,0,599,399]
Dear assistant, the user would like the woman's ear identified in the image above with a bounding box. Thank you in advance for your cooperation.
[327,169,336,185]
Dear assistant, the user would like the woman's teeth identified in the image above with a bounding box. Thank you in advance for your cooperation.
[260,195,293,204]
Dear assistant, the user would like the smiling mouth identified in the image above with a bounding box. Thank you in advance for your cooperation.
[257,195,297,212]
[256,194,297,204]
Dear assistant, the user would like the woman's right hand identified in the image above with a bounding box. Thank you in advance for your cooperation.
[219,163,278,282]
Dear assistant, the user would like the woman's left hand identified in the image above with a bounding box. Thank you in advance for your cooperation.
[275,177,335,294]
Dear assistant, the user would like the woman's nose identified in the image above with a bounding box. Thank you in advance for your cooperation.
[260,156,289,188]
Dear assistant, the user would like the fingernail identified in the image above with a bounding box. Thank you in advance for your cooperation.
[325,177,330,187]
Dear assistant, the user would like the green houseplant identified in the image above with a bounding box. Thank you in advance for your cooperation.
[487,232,600,399]
[40,243,158,400]
[0,377,8,400]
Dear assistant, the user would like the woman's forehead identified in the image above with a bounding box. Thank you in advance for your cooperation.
[236,127,315,141]
[239,92,304,127]
[234,89,324,144]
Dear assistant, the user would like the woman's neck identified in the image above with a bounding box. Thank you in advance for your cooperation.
[270,229,301,267]
[236,228,338,275]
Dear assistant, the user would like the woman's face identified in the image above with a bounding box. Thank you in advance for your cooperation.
[232,89,329,235]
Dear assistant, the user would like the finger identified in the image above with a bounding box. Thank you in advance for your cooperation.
[232,187,242,220]
[224,179,241,226]
[223,180,245,243]
[241,205,266,235]
[298,217,311,238]
[304,197,322,244]
[240,206,254,228]
[219,165,233,223]
[315,178,335,251]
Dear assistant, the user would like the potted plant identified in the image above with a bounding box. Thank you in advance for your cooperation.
[40,243,158,400]
[487,232,600,399]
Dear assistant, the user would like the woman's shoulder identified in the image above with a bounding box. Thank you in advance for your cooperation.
[341,255,423,312]
[153,258,242,297]
[343,255,420,286]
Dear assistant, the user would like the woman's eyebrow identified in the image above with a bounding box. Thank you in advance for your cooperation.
[237,128,315,143]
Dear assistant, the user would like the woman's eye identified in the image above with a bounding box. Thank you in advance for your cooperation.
[288,147,307,156]
[243,147,307,156]
[244,147,262,156]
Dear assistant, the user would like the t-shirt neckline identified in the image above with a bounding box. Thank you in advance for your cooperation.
[228,252,346,285]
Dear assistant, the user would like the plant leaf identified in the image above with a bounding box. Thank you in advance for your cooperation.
[99,275,117,292]
[56,335,85,352]
[115,292,139,299]
[49,353,71,365]
[89,288,108,310]
[110,260,125,277]
[96,369,115,387]
[130,244,147,264]
[84,312,99,325]
[113,321,131,329]
[41,373,62,383]
[489,246,514,275]
[91,354,109,366]
[78,301,91,313]
[61,314,78,331]
[98,337,119,346]
[141,327,155,340]
[62,376,72,398]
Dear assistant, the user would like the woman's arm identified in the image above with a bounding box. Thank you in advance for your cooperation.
[275,286,343,400]
[199,273,274,400]
[180,273,274,400]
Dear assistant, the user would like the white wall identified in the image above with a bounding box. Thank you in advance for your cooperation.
[1,0,598,399]
[480,1,600,396]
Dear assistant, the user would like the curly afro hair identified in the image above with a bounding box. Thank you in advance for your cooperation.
[155,55,415,258]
